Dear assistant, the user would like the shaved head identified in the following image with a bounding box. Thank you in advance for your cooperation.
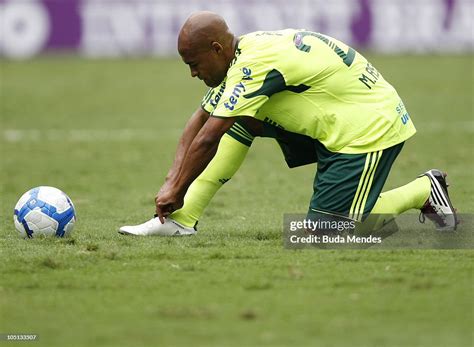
[177,11,237,87]
[178,11,233,54]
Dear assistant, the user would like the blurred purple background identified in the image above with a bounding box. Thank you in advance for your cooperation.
[0,0,472,59]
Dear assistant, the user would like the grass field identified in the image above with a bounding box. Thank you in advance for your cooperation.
[0,55,473,347]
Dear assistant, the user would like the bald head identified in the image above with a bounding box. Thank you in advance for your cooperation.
[177,12,237,87]
[178,11,233,54]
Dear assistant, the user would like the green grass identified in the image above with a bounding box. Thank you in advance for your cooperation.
[0,55,473,347]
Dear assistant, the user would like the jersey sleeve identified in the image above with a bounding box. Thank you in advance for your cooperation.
[200,88,215,113]
[212,61,271,118]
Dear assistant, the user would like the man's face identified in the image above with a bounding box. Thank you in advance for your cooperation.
[179,45,228,88]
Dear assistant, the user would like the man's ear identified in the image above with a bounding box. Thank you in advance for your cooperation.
[211,41,223,54]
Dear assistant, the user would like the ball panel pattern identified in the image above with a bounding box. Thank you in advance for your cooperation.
[14,186,76,238]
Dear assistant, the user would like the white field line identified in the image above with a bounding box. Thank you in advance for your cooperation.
[1,121,473,143]
[2,129,182,142]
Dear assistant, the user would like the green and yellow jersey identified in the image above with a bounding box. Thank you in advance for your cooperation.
[201,29,416,154]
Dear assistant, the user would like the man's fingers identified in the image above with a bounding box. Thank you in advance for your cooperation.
[155,204,166,224]
[156,208,170,224]
[156,202,173,224]
[156,211,165,224]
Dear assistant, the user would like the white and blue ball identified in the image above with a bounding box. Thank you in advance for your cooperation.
[14,186,76,238]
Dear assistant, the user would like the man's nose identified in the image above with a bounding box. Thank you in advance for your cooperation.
[190,68,199,78]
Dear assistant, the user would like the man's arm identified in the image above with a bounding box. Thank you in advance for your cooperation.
[165,107,210,183]
[155,116,236,222]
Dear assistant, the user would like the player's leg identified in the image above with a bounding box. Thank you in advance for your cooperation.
[348,142,457,231]
[369,169,458,231]
[349,143,430,233]
[119,119,255,236]
[120,118,319,236]
[170,122,254,227]
[307,141,405,223]
[171,120,318,226]
[171,118,318,227]
[307,141,457,235]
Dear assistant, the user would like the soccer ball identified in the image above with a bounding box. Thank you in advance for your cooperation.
[13,186,76,238]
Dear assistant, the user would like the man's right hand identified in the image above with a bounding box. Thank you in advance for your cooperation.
[154,183,185,223]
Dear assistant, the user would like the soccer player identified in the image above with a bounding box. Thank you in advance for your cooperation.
[119,11,457,236]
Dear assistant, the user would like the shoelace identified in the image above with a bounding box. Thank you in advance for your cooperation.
[419,205,447,227]
[419,212,426,224]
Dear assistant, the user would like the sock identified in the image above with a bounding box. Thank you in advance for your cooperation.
[359,176,431,233]
[170,133,251,227]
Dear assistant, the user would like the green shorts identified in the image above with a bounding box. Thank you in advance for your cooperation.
[309,141,404,222]
[261,122,317,168]
[234,120,403,222]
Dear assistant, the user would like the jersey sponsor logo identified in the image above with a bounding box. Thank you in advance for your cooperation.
[224,81,246,111]
[210,82,226,108]
[242,67,253,81]
[396,100,411,125]
[222,68,252,111]
[400,113,410,125]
